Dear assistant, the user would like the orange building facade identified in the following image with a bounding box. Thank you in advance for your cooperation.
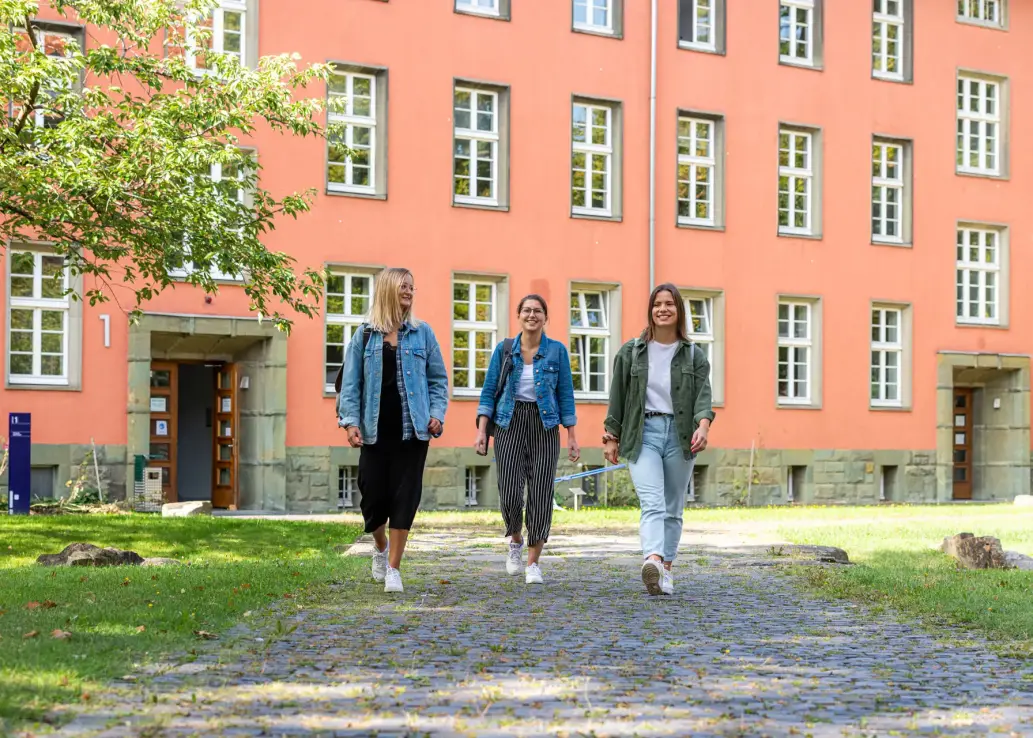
[3,0,1031,510]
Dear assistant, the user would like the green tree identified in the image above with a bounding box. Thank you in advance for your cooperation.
[0,0,332,332]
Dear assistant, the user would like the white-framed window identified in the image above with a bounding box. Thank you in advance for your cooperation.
[686,296,714,370]
[777,301,811,404]
[465,467,486,506]
[677,117,715,227]
[870,307,903,407]
[956,226,1000,325]
[872,0,904,81]
[170,160,250,281]
[779,0,816,65]
[678,0,718,51]
[453,280,497,394]
[958,0,1004,27]
[187,0,246,70]
[574,0,613,33]
[778,129,813,235]
[872,140,904,243]
[453,87,498,206]
[338,466,358,509]
[957,75,1002,176]
[17,25,81,128]
[572,102,613,217]
[456,0,501,17]
[325,272,374,392]
[7,251,70,386]
[327,71,377,194]
[569,291,609,396]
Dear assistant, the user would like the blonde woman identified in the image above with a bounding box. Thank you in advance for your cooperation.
[338,268,449,593]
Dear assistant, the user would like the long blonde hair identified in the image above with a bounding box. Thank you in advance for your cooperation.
[367,267,419,332]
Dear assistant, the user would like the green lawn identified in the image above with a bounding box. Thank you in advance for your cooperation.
[0,514,363,731]
[774,506,1033,657]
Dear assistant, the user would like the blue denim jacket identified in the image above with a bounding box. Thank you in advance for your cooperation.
[337,321,449,445]
[476,333,577,430]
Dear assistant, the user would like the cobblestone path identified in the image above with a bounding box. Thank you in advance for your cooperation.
[54,530,1033,737]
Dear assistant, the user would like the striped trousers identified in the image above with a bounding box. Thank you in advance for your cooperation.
[493,401,561,547]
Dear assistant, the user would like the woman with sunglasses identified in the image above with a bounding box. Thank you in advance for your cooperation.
[603,283,715,596]
[338,268,449,594]
[474,294,579,585]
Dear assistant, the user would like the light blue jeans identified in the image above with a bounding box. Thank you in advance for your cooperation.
[629,416,695,562]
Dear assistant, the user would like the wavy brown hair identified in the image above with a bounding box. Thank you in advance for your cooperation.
[641,283,688,342]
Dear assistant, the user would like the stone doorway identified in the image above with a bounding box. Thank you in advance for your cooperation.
[936,352,1031,502]
[125,313,288,511]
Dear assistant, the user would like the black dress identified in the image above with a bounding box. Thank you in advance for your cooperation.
[357,341,430,533]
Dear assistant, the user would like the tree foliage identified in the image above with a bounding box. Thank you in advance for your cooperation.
[0,0,333,332]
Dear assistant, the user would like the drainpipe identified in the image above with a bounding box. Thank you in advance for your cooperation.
[648,0,658,289]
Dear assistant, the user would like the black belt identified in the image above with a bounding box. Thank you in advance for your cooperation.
[644,411,672,418]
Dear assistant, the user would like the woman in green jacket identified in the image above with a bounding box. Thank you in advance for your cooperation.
[603,283,716,596]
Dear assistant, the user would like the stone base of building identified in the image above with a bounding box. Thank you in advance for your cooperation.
[4,443,1027,513]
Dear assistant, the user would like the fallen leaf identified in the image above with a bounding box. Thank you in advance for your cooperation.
[121,578,131,587]
[81,693,91,702]
[42,600,57,609]
[282,593,293,599]
[136,625,146,633]
[0,609,6,617]
[193,630,218,640]
[242,610,252,618]
[25,601,41,610]
[50,571,57,578]
[51,629,72,640]
[79,576,88,583]
[439,579,451,585]
[23,630,39,639]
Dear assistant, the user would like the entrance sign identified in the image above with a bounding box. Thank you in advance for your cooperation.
[8,413,31,515]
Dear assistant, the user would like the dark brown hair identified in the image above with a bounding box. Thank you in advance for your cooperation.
[517,294,548,318]
[641,283,688,342]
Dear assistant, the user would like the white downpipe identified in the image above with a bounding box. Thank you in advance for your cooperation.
[648,0,658,290]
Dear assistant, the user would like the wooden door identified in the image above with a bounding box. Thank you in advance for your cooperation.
[212,363,239,509]
[149,362,179,503]
[953,388,974,500]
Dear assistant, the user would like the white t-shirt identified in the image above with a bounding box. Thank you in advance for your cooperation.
[645,340,679,414]
[515,362,536,402]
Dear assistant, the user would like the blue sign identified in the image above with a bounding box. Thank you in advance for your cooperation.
[8,413,31,515]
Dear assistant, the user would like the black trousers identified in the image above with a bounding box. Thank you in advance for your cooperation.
[493,402,560,547]
[358,438,430,533]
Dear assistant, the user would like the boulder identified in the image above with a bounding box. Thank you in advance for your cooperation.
[37,543,144,567]
[1014,495,1033,507]
[777,544,850,564]
[161,501,212,517]
[940,533,1007,569]
[1004,551,1033,571]
[141,557,185,567]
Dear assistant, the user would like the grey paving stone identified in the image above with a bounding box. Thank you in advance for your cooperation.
[49,529,1033,737]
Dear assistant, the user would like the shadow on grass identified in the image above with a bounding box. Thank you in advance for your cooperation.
[0,515,364,731]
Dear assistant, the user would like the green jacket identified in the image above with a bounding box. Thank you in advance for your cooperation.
[604,337,716,462]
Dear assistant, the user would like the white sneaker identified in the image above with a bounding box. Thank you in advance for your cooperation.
[525,563,544,585]
[384,567,403,593]
[506,542,524,576]
[641,559,664,596]
[371,543,389,582]
[661,568,674,596]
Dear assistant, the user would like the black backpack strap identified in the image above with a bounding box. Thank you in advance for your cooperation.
[495,338,515,402]
[333,325,373,395]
